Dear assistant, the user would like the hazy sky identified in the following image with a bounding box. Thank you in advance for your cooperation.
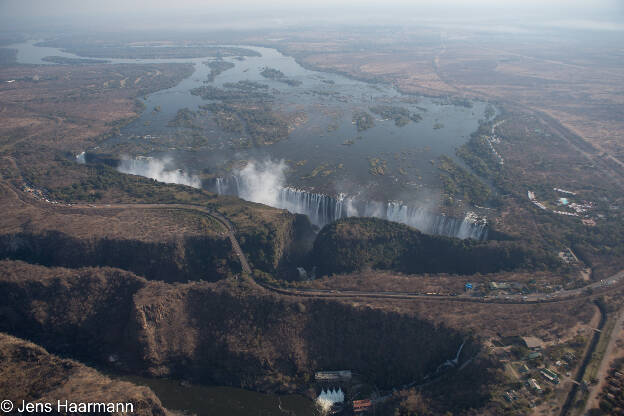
[1,0,623,31]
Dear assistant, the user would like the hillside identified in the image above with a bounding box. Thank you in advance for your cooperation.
[312,217,557,276]
[0,333,171,416]
[0,260,481,395]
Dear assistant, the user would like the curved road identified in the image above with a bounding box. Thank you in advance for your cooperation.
[62,203,624,305]
[9,182,624,306]
[262,272,624,305]
[70,202,253,276]
[62,199,624,305]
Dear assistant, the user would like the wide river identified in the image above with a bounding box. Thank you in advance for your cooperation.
[8,39,321,415]
[9,40,493,205]
[6,40,492,413]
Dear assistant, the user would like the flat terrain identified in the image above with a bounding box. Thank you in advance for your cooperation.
[250,28,624,173]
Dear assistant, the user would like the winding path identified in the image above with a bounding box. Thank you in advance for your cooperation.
[8,178,624,305]
[69,202,253,275]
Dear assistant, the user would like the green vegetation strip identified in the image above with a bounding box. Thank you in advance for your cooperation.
[584,315,617,384]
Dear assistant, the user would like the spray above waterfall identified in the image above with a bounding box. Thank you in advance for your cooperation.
[212,159,488,240]
[117,156,202,189]
[237,159,288,206]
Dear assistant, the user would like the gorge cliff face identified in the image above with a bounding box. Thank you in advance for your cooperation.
[0,261,470,393]
[0,333,171,416]
[313,217,557,276]
[0,231,238,282]
[236,211,315,276]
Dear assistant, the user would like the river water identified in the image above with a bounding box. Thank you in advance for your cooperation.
[8,39,322,415]
[119,376,318,416]
[8,40,492,202]
[6,39,491,413]
[9,39,494,236]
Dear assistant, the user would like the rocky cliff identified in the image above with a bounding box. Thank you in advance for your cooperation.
[0,231,237,282]
[0,332,171,416]
[313,217,558,276]
[0,260,472,393]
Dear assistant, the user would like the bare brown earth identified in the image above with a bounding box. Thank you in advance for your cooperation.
[0,64,194,154]
[302,270,568,295]
[0,332,172,416]
[0,180,224,241]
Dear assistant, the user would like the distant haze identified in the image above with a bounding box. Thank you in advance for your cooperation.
[1,0,623,32]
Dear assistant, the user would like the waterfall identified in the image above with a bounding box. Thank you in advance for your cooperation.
[211,176,488,239]
[276,187,348,226]
[76,151,86,164]
[436,339,467,372]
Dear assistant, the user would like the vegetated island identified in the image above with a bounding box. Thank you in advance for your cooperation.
[35,40,261,59]
[369,105,422,126]
[168,107,201,129]
[191,80,290,146]
[352,110,375,131]
[260,67,302,86]
[204,60,235,82]
[41,56,110,65]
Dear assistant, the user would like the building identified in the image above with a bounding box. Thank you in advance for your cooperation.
[528,378,542,393]
[521,336,543,351]
[541,368,560,384]
[353,399,372,413]
[558,248,579,264]
[489,282,510,290]
[315,370,352,382]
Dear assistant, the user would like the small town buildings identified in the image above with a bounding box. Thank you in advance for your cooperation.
[558,248,578,264]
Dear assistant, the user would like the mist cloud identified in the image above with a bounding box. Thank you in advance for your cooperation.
[2,0,622,31]
[118,156,201,188]
[236,159,287,206]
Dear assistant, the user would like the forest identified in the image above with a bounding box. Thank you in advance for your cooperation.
[312,217,558,276]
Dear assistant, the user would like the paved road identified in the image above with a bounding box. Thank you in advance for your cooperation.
[264,270,624,305]
[10,182,624,306]
[69,202,254,276]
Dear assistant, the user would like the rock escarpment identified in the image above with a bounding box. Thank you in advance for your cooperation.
[0,332,171,416]
[0,260,471,393]
[313,217,557,276]
[0,231,237,282]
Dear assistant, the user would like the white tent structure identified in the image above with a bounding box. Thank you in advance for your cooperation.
[316,388,345,413]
